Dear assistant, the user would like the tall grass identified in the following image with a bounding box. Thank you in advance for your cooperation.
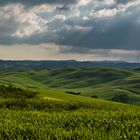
[0,108,140,140]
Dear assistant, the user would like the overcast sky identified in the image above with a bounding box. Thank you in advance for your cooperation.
[0,0,140,62]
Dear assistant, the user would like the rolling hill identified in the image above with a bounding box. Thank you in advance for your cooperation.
[0,67,140,104]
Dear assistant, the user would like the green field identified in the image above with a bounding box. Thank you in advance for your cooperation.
[0,67,140,104]
[0,68,140,139]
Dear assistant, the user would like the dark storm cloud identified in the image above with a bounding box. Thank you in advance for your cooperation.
[0,0,77,7]
[2,12,140,51]
[38,8,140,51]
[71,23,140,50]
[0,0,140,51]
[59,21,140,50]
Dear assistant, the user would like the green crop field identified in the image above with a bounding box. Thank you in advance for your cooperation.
[0,68,140,139]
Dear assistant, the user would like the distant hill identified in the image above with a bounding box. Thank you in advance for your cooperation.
[0,60,140,70]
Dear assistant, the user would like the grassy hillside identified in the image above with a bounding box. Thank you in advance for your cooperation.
[0,84,140,139]
[0,67,140,104]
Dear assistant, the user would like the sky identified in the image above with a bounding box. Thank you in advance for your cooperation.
[0,0,140,62]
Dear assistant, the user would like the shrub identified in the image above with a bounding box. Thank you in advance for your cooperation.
[91,95,98,98]
[0,84,39,99]
[111,94,130,103]
[65,91,81,95]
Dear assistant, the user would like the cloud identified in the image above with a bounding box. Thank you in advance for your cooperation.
[0,0,140,63]
[0,4,49,38]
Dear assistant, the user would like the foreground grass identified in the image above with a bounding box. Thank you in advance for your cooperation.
[0,107,140,140]
[0,96,140,140]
